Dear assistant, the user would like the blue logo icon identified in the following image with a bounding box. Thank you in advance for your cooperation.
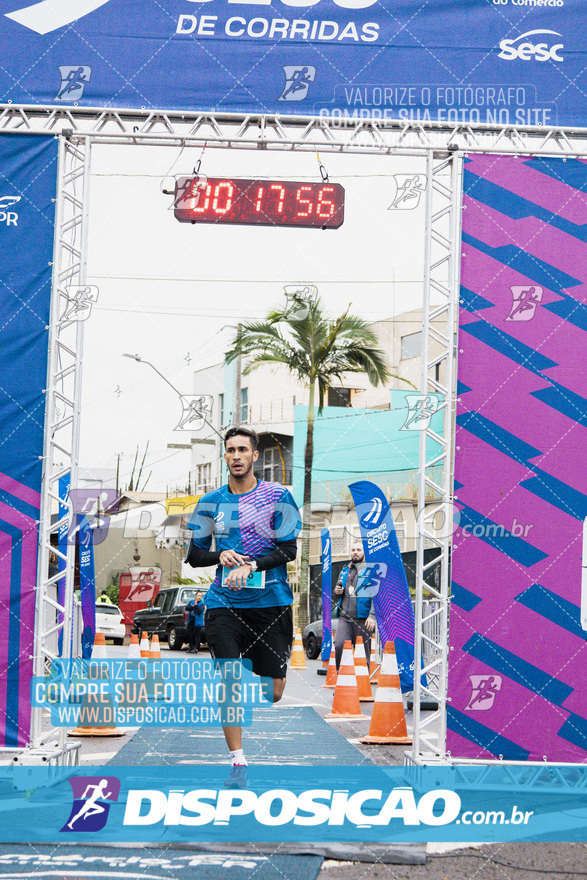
[279,66,316,101]
[61,776,120,832]
[56,65,91,101]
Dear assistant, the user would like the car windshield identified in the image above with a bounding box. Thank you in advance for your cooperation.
[180,590,196,603]
[95,604,121,615]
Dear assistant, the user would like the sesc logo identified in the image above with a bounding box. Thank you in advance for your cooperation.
[498,29,564,61]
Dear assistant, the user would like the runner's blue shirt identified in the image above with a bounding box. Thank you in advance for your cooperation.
[187,480,301,609]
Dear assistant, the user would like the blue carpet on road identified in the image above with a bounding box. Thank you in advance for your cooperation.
[0,845,324,880]
[110,706,371,766]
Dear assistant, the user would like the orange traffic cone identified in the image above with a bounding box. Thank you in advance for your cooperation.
[147,633,164,700]
[325,640,368,721]
[370,661,381,685]
[69,633,124,737]
[322,646,337,688]
[91,631,108,661]
[290,628,306,669]
[360,641,411,744]
[354,637,374,702]
[139,631,150,658]
[127,633,140,660]
[149,633,162,660]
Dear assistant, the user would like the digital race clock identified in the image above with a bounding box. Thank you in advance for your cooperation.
[174,176,345,229]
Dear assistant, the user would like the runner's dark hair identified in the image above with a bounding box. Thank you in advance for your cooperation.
[224,425,259,451]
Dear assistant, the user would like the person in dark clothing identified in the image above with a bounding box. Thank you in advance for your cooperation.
[185,590,205,652]
[333,540,376,671]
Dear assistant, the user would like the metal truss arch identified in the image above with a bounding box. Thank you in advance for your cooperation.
[3,107,586,763]
[27,134,91,765]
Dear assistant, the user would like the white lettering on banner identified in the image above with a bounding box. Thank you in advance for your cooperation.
[366,523,388,550]
[320,84,554,126]
[494,0,564,6]
[123,786,462,827]
[498,29,564,61]
[0,195,21,227]
[176,13,218,33]
[178,13,379,40]
[6,0,382,34]
[183,0,380,7]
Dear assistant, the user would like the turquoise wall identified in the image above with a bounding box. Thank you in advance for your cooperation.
[292,391,444,506]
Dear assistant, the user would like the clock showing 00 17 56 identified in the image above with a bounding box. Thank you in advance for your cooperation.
[174,176,345,229]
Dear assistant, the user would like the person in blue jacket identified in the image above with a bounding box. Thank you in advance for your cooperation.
[333,540,376,671]
[185,590,205,653]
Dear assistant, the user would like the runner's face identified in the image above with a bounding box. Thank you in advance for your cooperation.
[351,544,364,563]
[224,435,258,479]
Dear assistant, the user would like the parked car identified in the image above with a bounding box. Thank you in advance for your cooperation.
[132,586,206,651]
[95,603,126,646]
[302,618,338,660]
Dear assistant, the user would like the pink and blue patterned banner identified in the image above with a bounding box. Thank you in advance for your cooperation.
[320,527,332,663]
[448,154,587,762]
[0,133,57,747]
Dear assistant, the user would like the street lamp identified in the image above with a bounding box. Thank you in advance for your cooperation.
[122,353,223,439]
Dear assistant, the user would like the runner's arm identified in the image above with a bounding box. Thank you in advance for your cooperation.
[249,539,297,572]
[184,540,220,568]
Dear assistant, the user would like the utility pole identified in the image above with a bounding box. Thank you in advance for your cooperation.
[234,323,242,426]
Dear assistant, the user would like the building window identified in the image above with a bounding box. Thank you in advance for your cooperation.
[240,387,248,423]
[261,447,281,483]
[328,387,351,407]
[401,331,423,360]
[219,393,224,428]
[394,523,405,552]
[196,462,212,493]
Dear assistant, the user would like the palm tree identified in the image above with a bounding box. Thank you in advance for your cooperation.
[225,298,391,629]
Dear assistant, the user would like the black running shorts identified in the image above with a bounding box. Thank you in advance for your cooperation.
[204,605,293,679]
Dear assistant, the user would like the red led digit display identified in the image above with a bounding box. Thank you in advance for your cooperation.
[174,177,345,229]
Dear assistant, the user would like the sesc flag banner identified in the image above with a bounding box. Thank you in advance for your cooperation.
[349,480,416,691]
[57,472,69,655]
[0,133,58,747]
[77,516,97,659]
[320,527,332,663]
[0,0,585,125]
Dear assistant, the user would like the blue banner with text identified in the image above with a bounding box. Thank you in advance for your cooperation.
[2,765,587,843]
[0,0,584,124]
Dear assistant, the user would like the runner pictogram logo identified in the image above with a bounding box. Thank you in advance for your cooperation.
[61,776,121,832]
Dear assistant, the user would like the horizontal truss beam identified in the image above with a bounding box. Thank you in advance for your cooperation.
[1,106,587,155]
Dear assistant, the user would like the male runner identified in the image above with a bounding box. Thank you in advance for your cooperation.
[185,426,301,785]
[333,540,376,671]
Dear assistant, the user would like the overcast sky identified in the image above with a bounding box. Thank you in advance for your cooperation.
[81,143,428,492]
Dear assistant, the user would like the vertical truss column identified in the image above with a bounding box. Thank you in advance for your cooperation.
[30,136,91,761]
[411,148,462,763]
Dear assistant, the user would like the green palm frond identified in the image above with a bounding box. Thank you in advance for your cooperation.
[225,296,406,407]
